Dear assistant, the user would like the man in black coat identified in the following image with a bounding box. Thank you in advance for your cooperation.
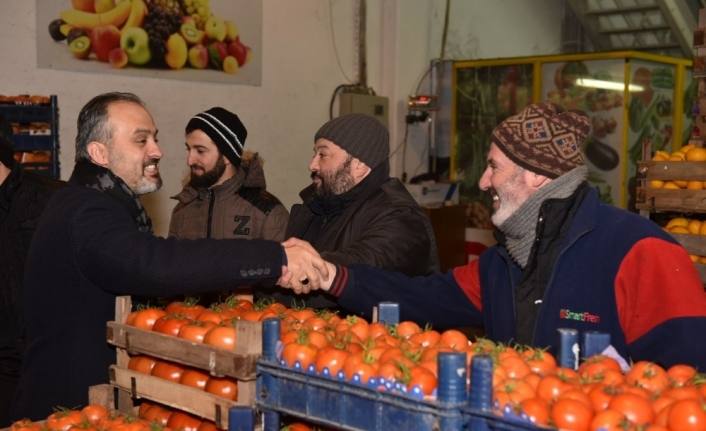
[0,115,65,426]
[10,93,326,421]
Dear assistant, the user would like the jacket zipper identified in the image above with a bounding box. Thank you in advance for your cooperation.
[207,189,215,238]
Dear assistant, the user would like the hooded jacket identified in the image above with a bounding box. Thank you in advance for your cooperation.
[327,187,706,370]
[265,162,439,310]
[168,152,288,241]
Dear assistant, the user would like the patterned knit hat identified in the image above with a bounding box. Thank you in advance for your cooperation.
[314,113,389,168]
[491,102,590,179]
[0,114,14,166]
[186,107,247,166]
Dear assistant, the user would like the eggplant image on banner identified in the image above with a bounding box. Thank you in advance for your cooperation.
[584,136,619,171]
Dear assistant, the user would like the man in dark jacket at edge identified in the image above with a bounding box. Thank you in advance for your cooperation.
[261,113,439,314]
[0,115,65,426]
[10,92,324,422]
[283,102,706,370]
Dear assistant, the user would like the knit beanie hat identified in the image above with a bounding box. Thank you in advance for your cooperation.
[314,113,389,168]
[186,107,247,166]
[0,114,14,166]
[491,101,590,179]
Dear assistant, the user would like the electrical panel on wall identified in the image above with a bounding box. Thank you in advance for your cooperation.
[339,93,389,128]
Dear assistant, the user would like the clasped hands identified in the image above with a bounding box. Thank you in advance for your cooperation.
[277,238,336,294]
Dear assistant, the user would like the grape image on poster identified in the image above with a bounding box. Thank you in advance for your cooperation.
[37,0,262,86]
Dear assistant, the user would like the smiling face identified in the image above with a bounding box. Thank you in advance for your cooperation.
[479,143,540,227]
[308,138,356,196]
[185,129,231,188]
[102,101,163,195]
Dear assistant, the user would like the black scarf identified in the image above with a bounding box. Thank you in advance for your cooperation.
[69,160,153,234]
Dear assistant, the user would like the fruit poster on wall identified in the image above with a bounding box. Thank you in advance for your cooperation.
[36,0,263,86]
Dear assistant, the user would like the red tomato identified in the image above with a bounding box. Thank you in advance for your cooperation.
[407,365,437,396]
[196,305,234,325]
[46,409,84,431]
[141,404,172,426]
[180,368,210,390]
[152,314,191,336]
[196,421,222,431]
[522,348,557,376]
[281,341,318,370]
[588,409,628,431]
[150,361,186,383]
[625,361,669,395]
[82,404,109,425]
[127,308,167,330]
[203,325,236,349]
[10,419,42,431]
[578,354,622,381]
[536,374,575,404]
[493,377,535,408]
[367,322,390,340]
[127,355,158,374]
[439,329,468,350]
[204,376,238,401]
[377,361,404,382]
[178,320,217,343]
[667,364,698,387]
[410,329,441,347]
[166,412,202,431]
[165,298,205,320]
[342,352,377,383]
[499,356,531,380]
[550,398,594,431]
[519,397,550,426]
[667,399,706,431]
[314,346,350,376]
[395,321,422,339]
[608,392,655,426]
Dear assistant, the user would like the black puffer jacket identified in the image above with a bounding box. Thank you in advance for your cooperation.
[263,162,439,310]
[0,164,65,382]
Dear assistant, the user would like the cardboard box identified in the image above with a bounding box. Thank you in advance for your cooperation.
[405,182,460,206]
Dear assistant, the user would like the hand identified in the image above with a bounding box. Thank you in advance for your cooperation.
[275,265,292,287]
[282,238,329,293]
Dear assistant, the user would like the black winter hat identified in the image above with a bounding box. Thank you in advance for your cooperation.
[314,113,389,168]
[186,107,247,166]
[0,114,14,167]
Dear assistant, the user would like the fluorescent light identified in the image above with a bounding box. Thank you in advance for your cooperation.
[575,78,643,92]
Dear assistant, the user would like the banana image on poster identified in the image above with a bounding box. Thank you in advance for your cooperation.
[47,0,252,74]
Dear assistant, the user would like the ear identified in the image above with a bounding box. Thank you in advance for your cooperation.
[529,171,551,189]
[353,159,371,180]
[87,141,109,166]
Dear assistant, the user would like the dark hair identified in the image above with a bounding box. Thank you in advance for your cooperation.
[75,92,146,162]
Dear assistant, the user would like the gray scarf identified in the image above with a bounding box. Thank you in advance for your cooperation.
[499,166,588,268]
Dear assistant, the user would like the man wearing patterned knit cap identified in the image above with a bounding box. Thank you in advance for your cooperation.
[284,102,706,371]
[262,113,439,313]
[168,107,289,304]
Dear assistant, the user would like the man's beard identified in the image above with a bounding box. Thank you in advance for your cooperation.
[188,155,226,188]
[108,151,161,195]
[491,167,527,227]
[313,156,355,198]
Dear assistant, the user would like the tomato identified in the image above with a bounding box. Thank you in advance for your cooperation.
[523,372,541,392]
[550,398,594,431]
[128,355,159,374]
[46,409,84,431]
[282,423,312,431]
[178,320,217,343]
[625,361,669,395]
[395,321,422,339]
[410,329,441,348]
[519,397,550,426]
[667,364,698,387]
[10,419,42,431]
[152,314,191,336]
[439,329,469,350]
[578,354,622,381]
[98,413,127,430]
[407,365,437,396]
[166,412,202,431]
[367,322,390,340]
[377,361,404,381]
[180,368,210,390]
[558,388,593,409]
[652,396,677,415]
[128,308,167,330]
[203,324,236,349]
[419,345,454,363]
[314,346,350,377]
[196,305,234,325]
[536,374,575,404]
[150,361,186,382]
[608,392,655,426]
[82,404,109,425]
[342,352,377,384]
[281,340,318,370]
[667,399,706,431]
[204,376,238,401]
[588,409,629,431]
[335,316,369,342]
[112,421,149,431]
[663,386,702,401]
[521,348,557,376]
[498,356,531,380]
[493,377,535,408]
[301,316,328,332]
[587,384,619,411]
[141,404,173,425]
[165,298,205,320]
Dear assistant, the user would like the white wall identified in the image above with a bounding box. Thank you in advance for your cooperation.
[0,0,563,236]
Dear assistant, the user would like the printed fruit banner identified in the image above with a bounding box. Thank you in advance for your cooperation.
[36,0,263,86]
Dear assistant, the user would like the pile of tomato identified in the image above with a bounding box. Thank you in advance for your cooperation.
[8,403,223,431]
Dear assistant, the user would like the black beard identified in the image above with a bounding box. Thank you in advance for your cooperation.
[188,155,227,188]
[314,157,355,198]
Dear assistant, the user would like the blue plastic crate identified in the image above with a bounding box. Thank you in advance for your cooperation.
[257,319,467,431]
[13,135,55,151]
[0,104,54,123]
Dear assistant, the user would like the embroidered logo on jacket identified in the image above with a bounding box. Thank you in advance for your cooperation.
[233,215,250,235]
[559,309,600,323]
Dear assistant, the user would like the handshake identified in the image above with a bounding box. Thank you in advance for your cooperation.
[277,238,336,294]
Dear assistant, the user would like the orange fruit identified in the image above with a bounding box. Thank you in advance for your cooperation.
[655,150,671,159]
[670,152,686,161]
[670,226,690,234]
[674,180,688,188]
[687,181,704,190]
[666,218,690,229]
[688,219,702,234]
[686,147,706,161]
[649,180,664,188]
[662,182,681,189]
[690,254,700,263]
[700,256,706,264]
[680,144,696,153]
[652,154,668,161]
[699,222,706,236]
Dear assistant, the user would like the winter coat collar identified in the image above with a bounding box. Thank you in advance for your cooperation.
[0,161,22,213]
[69,160,153,233]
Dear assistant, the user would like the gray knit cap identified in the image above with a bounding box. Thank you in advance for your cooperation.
[314,113,389,168]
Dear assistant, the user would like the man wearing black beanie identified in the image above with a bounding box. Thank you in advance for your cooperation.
[168,107,289,304]
[262,113,439,313]
[0,114,65,426]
